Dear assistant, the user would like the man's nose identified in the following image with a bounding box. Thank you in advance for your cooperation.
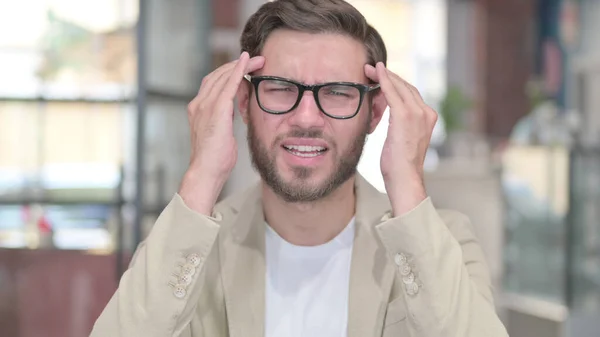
[287,91,326,128]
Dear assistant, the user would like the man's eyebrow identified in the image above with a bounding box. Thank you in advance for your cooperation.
[266,75,361,85]
[262,74,299,82]
[299,79,359,85]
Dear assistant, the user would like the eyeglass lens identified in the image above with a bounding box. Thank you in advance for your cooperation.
[257,79,361,118]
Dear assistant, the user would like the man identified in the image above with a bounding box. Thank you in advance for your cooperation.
[91,0,508,336]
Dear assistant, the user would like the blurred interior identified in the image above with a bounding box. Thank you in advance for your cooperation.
[0,0,599,336]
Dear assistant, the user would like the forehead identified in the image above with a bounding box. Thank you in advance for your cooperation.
[258,29,368,83]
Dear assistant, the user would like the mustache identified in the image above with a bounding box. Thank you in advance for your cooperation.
[284,128,324,139]
[272,128,332,149]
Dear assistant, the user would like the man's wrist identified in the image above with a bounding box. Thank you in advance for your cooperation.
[387,171,428,217]
[390,190,427,217]
[179,170,226,217]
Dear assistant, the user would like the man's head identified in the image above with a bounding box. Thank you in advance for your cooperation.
[237,0,387,203]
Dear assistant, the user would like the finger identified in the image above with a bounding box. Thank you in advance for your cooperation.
[188,61,237,116]
[208,54,263,102]
[196,51,259,111]
[405,81,422,102]
[190,53,265,118]
[219,52,261,101]
[245,55,266,74]
[198,61,237,101]
[203,63,238,103]
[386,71,426,108]
[383,69,438,125]
[364,64,378,83]
[381,68,421,113]
[375,62,404,109]
[218,52,250,103]
[202,54,264,103]
[364,64,389,106]
[188,60,237,115]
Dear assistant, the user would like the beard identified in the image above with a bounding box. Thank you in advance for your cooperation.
[247,112,371,203]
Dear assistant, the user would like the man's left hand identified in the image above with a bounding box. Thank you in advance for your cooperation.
[365,62,438,216]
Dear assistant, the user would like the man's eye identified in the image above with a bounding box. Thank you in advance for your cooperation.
[263,81,296,92]
[268,87,293,92]
[323,87,353,97]
[328,90,350,97]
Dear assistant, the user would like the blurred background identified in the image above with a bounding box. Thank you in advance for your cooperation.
[0,0,598,336]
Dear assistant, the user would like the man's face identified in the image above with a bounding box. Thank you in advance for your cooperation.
[238,29,384,203]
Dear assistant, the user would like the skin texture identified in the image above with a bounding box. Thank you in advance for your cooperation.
[180,29,437,246]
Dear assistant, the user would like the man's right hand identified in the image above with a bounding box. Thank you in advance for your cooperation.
[179,52,265,216]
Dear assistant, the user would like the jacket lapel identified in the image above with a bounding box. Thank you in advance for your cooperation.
[219,184,266,337]
[347,176,396,337]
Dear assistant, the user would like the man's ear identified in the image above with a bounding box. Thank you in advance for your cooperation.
[236,82,251,125]
[368,91,387,133]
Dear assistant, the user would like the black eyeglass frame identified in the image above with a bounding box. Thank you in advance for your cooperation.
[244,74,380,120]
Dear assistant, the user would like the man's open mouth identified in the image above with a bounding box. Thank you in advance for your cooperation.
[282,145,328,158]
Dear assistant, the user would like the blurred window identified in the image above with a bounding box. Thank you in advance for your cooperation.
[0,0,137,99]
[502,145,570,303]
[0,0,137,251]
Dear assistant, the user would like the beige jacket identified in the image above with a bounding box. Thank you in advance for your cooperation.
[90,175,508,337]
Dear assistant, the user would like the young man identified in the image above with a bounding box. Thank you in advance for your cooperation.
[91,0,508,336]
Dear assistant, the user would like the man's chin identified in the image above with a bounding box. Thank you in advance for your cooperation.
[265,174,332,203]
[275,174,317,190]
[280,166,325,184]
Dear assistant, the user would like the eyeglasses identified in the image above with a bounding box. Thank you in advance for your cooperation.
[244,75,380,119]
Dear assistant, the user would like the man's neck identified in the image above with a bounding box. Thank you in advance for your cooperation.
[262,177,357,246]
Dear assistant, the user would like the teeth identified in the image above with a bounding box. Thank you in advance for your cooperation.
[284,145,326,152]
[290,152,320,158]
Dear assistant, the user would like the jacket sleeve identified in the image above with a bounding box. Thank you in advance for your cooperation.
[89,194,220,337]
[376,197,508,337]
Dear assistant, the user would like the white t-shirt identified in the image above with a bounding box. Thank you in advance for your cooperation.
[265,218,355,337]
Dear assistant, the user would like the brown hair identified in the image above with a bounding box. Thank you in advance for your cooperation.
[240,0,387,66]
